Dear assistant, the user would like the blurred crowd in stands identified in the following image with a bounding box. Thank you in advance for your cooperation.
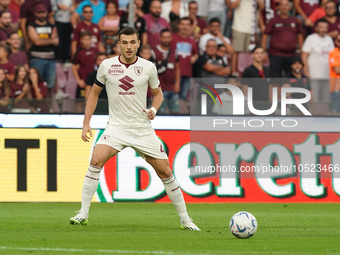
[0,0,340,114]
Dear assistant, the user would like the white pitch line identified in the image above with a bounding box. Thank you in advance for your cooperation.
[0,247,339,255]
[0,247,213,255]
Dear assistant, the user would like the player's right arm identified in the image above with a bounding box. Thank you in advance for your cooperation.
[81,84,103,142]
[82,60,107,142]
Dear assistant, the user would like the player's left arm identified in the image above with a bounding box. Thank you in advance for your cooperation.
[144,87,163,120]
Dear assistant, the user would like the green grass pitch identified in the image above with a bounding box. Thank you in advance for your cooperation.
[0,203,339,255]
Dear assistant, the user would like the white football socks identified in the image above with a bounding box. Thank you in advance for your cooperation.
[80,164,102,216]
[162,175,190,222]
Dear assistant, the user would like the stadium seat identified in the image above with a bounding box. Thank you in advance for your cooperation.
[65,66,78,99]
[237,53,253,74]
[56,63,67,89]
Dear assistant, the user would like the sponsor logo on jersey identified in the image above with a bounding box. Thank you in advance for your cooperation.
[108,68,124,75]
[112,64,121,67]
[119,76,134,92]
[134,66,143,76]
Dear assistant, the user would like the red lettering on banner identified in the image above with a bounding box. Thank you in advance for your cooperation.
[101,131,340,203]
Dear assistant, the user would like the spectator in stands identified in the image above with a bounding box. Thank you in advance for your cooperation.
[302,18,333,103]
[71,0,105,26]
[171,17,198,100]
[207,0,228,36]
[294,0,319,27]
[154,28,180,114]
[51,0,73,64]
[324,1,340,40]
[242,46,272,108]
[281,57,312,114]
[119,3,147,46]
[261,0,304,77]
[307,0,329,26]
[196,39,231,78]
[328,33,340,112]
[20,0,54,53]
[226,0,264,74]
[29,67,47,99]
[0,0,18,28]
[0,11,13,44]
[28,4,62,97]
[199,18,235,72]
[139,44,154,62]
[143,0,171,50]
[0,67,10,111]
[259,0,277,33]
[161,0,189,32]
[85,52,107,99]
[10,64,31,109]
[71,5,105,57]
[72,30,97,111]
[0,44,14,81]
[188,1,208,43]
[9,0,22,19]
[29,67,49,112]
[98,1,120,54]
[8,32,28,70]
[135,0,145,17]
[216,43,228,64]
[108,40,121,57]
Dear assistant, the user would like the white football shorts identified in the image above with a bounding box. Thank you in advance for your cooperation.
[95,125,168,160]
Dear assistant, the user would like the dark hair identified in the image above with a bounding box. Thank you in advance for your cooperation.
[209,17,221,25]
[82,5,92,12]
[160,28,171,35]
[80,29,92,38]
[251,45,264,53]
[178,17,191,23]
[0,67,10,97]
[315,18,328,26]
[8,31,18,38]
[106,1,118,10]
[217,44,226,50]
[29,67,44,84]
[319,0,330,5]
[14,65,28,84]
[0,44,11,56]
[189,1,197,6]
[290,56,304,66]
[118,27,140,41]
[96,52,107,60]
[0,11,10,18]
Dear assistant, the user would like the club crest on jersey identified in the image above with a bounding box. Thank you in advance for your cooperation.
[108,67,124,76]
[134,66,143,76]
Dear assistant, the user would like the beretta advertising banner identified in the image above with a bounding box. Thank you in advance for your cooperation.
[0,115,339,202]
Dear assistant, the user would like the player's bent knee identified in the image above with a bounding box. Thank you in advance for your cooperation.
[90,157,104,168]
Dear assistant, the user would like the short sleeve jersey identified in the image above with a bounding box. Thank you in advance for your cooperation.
[95,55,160,127]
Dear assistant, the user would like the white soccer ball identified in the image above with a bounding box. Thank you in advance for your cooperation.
[229,211,258,239]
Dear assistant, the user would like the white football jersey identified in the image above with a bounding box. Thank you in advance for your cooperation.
[95,56,160,127]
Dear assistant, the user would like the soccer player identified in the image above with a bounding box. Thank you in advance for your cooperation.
[70,27,201,231]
